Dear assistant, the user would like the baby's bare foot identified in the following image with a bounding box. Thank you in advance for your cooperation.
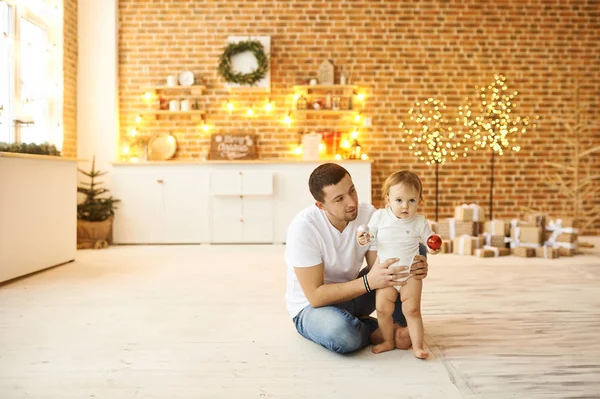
[372,341,395,354]
[394,326,412,350]
[412,347,429,359]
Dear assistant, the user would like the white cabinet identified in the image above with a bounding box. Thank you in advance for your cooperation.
[112,168,209,244]
[210,170,273,243]
[111,161,371,244]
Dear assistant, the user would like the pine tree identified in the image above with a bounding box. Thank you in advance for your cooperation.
[77,157,120,222]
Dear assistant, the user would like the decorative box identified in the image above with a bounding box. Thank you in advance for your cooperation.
[440,240,453,254]
[482,233,507,248]
[453,235,481,256]
[510,225,543,247]
[512,247,536,257]
[535,246,560,259]
[438,219,480,240]
[474,248,495,258]
[558,247,576,257]
[484,220,509,236]
[483,245,510,257]
[454,204,485,222]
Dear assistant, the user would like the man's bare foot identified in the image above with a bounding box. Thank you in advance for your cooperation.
[412,347,429,359]
[372,341,395,354]
[394,326,412,350]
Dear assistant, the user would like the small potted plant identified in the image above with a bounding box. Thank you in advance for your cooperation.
[77,157,120,249]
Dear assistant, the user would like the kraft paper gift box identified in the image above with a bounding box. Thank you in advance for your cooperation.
[482,233,508,248]
[536,246,560,259]
[557,233,578,243]
[454,204,485,222]
[474,248,495,258]
[484,220,509,237]
[441,240,453,254]
[438,219,479,240]
[453,235,479,256]
[527,213,547,229]
[510,225,543,246]
[558,247,576,257]
[483,245,510,257]
[428,220,439,234]
[512,247,536,257]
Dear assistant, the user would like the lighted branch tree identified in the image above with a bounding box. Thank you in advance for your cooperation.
[524,84,599,233]
[400,98,465,221]
[457,74,538,219]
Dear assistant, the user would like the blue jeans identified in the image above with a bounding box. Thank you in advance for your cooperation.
[292,243,427,354]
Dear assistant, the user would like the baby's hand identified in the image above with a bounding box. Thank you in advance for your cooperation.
[428,247,441,255]
[357,232,369,246]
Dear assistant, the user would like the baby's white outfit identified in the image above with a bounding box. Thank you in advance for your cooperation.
[366,207,434,291]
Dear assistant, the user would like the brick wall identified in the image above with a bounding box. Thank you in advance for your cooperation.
[62,0,77,158]
[118,0,599,234]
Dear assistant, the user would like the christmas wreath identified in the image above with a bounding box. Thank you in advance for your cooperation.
[218,40,269,85]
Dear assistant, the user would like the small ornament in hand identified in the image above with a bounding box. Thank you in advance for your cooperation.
[357,224,375,246]
[427,234,442,251]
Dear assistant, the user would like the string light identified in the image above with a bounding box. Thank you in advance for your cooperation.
[356,93,365,102]
[247,108,254,117]
[265,98,273,112]
[227,100,234,112]
[143,92,153,102]
[351,129,359,139]
[354,113,361,123]
[135,114,142,124]
[283,111,292,126]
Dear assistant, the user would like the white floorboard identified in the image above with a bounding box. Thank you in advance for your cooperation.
[1,238,599,398]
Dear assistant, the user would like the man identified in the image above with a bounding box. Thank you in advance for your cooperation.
[285,163,429,354]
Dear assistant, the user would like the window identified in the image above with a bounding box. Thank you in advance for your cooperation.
[0,0,53,145]
[0,1,12,143]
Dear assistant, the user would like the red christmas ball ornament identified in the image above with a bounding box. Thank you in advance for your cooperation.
[427,234,442,250]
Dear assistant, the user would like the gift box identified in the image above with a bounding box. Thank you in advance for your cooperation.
[474,248,495,258]
[454,204,485,222]
[484,220,509,236]
[441,240,453,254]
[527,213,547,229]
[482,233,508,248]
[557,233,578,243]
[536,246,559,259]
[558,247,576,257]
[483,245,510,257]
[438,219,480,240]
[512,247,536,257]
[453,235,481,256]
[510,225,543,247]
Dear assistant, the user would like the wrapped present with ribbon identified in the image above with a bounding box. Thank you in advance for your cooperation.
[474,248,495,257]
[440,240,453,254]
[428,220,438,234]
[512,247,536,257]
[483,245,510,257]
[509,220,543,249]
[482,233,509,248]
[535,246,559,259]
[454,203,486,222]
[558,247,576,257]
[484,220,510,236]
[527,213,548,229]
[544,218,580,251]
[438,218,480,240]
[453,234,482,256]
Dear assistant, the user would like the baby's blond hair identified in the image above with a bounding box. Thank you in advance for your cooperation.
[381,170,423,202]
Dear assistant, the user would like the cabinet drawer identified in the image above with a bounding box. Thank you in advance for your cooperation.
[242,171,273,195]
[210,171,273,196]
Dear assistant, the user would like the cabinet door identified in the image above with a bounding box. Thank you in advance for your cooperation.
[210,171,242,195]
[112,173,164,244]
[241,171,273,195]
[211,196,243,243]
[162,171,210,243]
[242,196,274,243]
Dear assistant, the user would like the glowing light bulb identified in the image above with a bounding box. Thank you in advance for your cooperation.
[354,113,361,123]
[227,101,234,112]
[351,130,359,139]
[294,145,303,155]
[202,123,209,133]
[319,143,326,153]
[334,154,342,160]
[143,92,152,102]
[247,108,254,116]
[129,128,138,137]
[341,139,351,149]
[357,93,365,102]
[360,154,369,160]
[265,102,273,112]
[122,146,130,155]
[284,114,292,126]
[135,114,142,124]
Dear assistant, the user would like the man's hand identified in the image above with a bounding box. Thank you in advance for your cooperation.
[366,258,409,290]
[409,255,428,280]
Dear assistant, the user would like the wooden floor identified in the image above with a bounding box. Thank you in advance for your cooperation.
[0,238,598,399]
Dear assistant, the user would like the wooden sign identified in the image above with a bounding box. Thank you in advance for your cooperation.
[208,133,257,160]
[317,60,334,85]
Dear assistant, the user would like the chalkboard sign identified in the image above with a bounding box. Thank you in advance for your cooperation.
[208,133,257,160]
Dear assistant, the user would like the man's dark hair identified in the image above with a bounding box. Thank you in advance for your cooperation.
[308,163,351,203]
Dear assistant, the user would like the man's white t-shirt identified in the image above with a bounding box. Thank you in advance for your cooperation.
[285,203,376,318]
[367,207,434,283]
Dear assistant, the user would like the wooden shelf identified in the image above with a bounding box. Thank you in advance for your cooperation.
[226,85,271,93]
[145,85,206,94]
[293,84,358,91]
[293,110,357,116]
[142,110,206,119]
